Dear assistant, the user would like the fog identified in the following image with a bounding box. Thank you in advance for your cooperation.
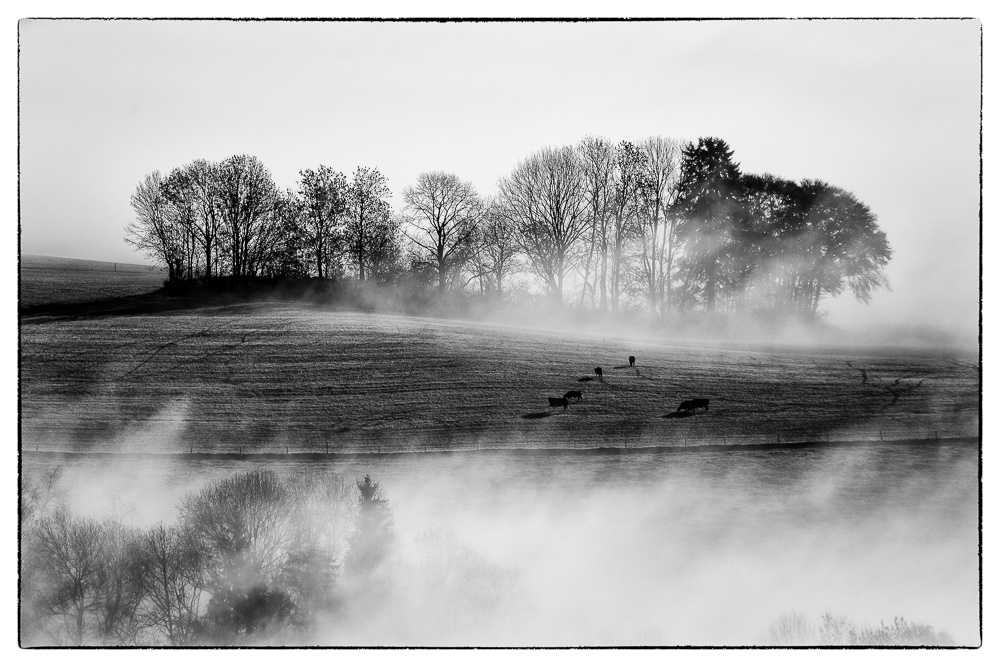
[239,278,979,354]
[18,19,981,342]
[21,442,979,646]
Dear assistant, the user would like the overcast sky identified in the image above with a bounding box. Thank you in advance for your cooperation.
[17,19,981,336]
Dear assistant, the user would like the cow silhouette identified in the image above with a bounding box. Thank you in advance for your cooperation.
[594,367,603,380]
[629,356,635,368]
[548,397,569,411]
[563,390,583,401]
[679,398,710,413]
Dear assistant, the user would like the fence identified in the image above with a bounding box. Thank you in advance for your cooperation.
[21,424,979,458]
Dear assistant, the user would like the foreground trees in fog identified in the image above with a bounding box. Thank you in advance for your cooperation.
[125,135,890,320]
[20,470,366,645]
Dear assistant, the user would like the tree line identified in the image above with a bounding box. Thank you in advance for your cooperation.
[126,137,891,319]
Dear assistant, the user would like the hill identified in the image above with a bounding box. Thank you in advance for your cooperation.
[19,303,979,454]
[19,254,167,308]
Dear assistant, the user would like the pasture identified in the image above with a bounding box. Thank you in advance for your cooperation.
[20,299,979,454]
[19,254,167,308]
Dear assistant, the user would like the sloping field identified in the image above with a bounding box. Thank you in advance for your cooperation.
[19,303,979,454]
[19,254,167,308]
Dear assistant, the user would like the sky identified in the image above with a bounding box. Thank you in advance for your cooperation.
[17,18,982,338]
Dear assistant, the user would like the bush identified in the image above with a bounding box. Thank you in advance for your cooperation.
[763,611,956,646]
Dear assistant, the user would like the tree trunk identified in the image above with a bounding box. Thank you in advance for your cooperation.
[599,242,608,312]
[706,258,717,312]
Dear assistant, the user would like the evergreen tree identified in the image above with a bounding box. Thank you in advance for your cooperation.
[671,137,744,312]
[345,475,395,575]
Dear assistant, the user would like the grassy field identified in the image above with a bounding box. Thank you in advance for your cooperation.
[19,254,167,308]
[20,297,979,453]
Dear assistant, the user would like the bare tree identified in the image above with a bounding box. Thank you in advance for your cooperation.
[636,136,682,314]
[22,508,106,645]
[403,171,482,294]
[577,136,615,310]
[471,197,521,299]
[215,155,281,278]
[497,146,588,304]
[185,159,224,278]
[135,523,205,646]
[179,469,294,596]
[92,519,146,645]
[161,168,206,280]
[161,160,224,279]
[297,166,348,279]
[607,141,646,312]
[344,167,392,281]
[368,212,406,285]
[125,172,187,281]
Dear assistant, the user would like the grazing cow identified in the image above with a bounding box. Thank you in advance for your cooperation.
[629,356,635,368]
[678,400,696,413]
[692,398,710,411]
[594,366,603,380]
[564,390,583,401]
[548,397,569,411]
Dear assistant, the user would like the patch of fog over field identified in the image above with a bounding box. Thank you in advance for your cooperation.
[478,306,976,353]
[25,442,979,646]
[290,278,979,353]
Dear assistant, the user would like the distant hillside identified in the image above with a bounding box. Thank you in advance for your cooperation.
[19,254,167,308]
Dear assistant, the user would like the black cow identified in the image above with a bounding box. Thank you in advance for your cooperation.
[629,356,635,368]
[594,366,603,380]
[564,390,583,401]
[679,398,709,413]
[548,397,569,411]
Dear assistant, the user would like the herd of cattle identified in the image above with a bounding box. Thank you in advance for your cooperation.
[544,355,711,415]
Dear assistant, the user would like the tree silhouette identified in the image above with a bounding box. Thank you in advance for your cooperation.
[672,138,744,312]
[345,167,393,282]
[498,145,588,305]
[404,171,482,293]
[345,475,394,575]
[297,166,349,279]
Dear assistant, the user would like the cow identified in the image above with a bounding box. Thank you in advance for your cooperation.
[548,397,569,411]
[629,355,635,368]
[679,398,709,413]
[594,366,603,380]
[564,390,583,401]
